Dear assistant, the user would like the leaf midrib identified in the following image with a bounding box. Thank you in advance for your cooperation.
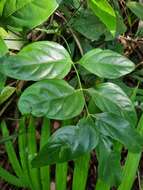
[24,89,82,104]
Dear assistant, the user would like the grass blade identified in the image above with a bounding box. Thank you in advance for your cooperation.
[0,167,26,187]
[56,163,68,190]
[95,179,110,190]
[56,120,71,190]
[18,117,33,189]
[118,114,143,190]
[40,117,51,190]
[72,153,90,190]
[27,116,41,190]
[1,121,23,178]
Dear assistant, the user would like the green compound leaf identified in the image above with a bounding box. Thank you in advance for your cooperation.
[32,118,99,167]
[79,48,135,79]
[95,113,143,153]
[88,82,137,127]
[18,79,85,120]
[0,41,72,81]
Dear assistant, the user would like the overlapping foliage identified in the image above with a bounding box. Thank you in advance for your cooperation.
[0,0,143,190]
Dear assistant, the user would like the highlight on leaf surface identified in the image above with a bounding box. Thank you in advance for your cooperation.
[87,82,137,127]
[18,79,85,120]
[95,112,143,153]
[0,41,72,81]
[79,48,135,79]
[32,118,99,167]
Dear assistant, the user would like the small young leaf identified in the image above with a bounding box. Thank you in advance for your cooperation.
[0,41,72,81]
[95,113,143,153]
[88,0,116,36]
[32,118,99,167]
[0,86,15,105]
[0,37,8,56]
[88,82,137,127]
[18,79,85,120]
[127,2,143,21]
[0,27,8,38]
[79,49,135,79]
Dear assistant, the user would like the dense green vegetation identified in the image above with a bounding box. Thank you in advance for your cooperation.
[0,0,143,189]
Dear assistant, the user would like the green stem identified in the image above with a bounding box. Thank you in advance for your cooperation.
[118,114,143,190]
[72,62,90,116]
[72,62,82,90]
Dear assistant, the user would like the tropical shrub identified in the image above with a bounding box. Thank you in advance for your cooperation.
[0,0,143,190]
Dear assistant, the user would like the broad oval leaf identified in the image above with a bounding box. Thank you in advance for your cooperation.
[127,2,143,21]
[88,82,137,127]
[0,0,61,30]
[18,79,85,120]
[32,118,99,167]
[88,0,116,36]
[95,113,143,153]
[0,41,72,81]
[79,48,135,79]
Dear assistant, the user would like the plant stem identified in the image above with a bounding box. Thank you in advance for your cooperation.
[118,114,143,190]
[72,62,90,116]
[72,63,82,90]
